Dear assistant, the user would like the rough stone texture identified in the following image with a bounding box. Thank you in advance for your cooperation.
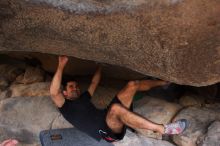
[15,66,45,84]
[0,96,59,145]
[9,82,51,97]
[172,106,220,146]
[1,52,146,81]
[0,0,220,86]
[114,130,175,146]
[51,114,73,129]
[197,121,220,146]
[134,97,182,139]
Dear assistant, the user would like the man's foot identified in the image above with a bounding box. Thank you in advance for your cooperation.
[164,119,188,135]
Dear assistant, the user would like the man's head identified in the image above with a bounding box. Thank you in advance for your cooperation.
[63,81,80,100]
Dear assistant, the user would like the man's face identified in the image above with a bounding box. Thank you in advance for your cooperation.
[63,81,80,100]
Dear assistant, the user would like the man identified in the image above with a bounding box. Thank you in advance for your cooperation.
[50,56,187,142]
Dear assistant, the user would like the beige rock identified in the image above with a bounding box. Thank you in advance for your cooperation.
[9,82,50,97]
[134,97,182,139]
[172,106,220,146]
[15,66,45,84]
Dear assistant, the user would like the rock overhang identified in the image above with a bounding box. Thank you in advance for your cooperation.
[0,0,220,86]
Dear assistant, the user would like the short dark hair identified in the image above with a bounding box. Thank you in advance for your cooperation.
[62,79,77,91]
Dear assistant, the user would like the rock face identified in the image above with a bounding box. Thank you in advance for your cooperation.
[0,96,60,145]
[9,82,51,98]
[0,0,220,86]
[197,121,220,146]
[15,66,45,84]
[172,106,220,146]
[134,97,182,139]
[114,130,175,146]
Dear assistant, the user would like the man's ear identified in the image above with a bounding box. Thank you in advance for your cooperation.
[63,90,68,96]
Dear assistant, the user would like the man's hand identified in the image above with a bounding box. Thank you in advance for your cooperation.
[58,56,68,68]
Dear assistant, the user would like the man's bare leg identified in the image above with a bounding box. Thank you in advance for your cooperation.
[106,103,164,134]
[117,80,168,108]
[106,80,168,133]
[106,103,187,135]
[106,80,187,136]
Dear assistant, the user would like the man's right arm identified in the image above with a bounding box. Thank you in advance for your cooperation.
[50,56,68,107]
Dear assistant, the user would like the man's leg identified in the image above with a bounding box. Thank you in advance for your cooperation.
[105,80,186,135]
[117,80,168,108]
[105,80,167,134]
[106,103,164,134]
[106,103,187,135]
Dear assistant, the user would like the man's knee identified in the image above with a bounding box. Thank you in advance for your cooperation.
[127,81,139,90]
[108,103,125,115]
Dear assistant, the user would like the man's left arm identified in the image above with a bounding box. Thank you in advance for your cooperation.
[88,66,102,96]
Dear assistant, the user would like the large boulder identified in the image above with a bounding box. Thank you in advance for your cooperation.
[172,105,220,146]
[0,0,220,86]
[197,121,220,146]
[133,96,182,139]
[9,82,51,97]
[15,66,45,84]
[0,96,60,145]
[114,130,175,146]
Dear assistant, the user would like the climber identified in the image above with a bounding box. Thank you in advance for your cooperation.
[49,56,188,142]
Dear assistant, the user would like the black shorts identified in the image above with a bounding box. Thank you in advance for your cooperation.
[99,96,133,142]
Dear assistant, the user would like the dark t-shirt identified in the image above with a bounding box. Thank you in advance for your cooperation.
[58,91,107,141]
